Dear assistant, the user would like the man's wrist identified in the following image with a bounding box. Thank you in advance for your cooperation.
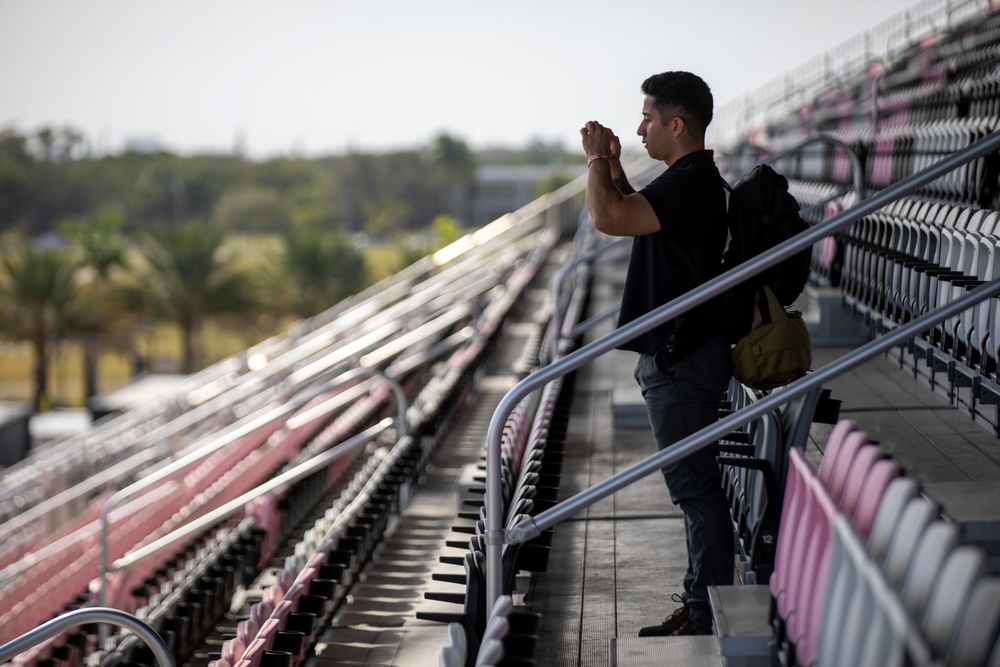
[588,153,610,166]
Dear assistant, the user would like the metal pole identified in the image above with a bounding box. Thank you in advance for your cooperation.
[507,278,1000,544]
[111,419,392,573]
[0,608,174,667]
[871,73,885,134]
[483,129,1000,616]
[756,133,866,198]
[545,238,630,364]
[100,367,406,610]
[567,305,622,340]
[284,368,409,439]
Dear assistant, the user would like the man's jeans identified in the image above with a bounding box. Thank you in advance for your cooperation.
[634,338,735,627]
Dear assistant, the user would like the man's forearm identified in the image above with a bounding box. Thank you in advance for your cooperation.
[587,158,624,228]
[610,158,636,195]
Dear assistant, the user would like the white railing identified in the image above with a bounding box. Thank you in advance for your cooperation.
[710,0,995,150]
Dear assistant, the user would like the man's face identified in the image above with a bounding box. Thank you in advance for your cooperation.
[637,94,679,163]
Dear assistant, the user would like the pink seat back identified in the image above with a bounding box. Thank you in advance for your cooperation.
[778,452,820,623]
[796,452,840,667]
[771,450,807,604]
[839,445,884,516]
[851,459,900,541]
[826,431,869,502]
[817,420,858,484]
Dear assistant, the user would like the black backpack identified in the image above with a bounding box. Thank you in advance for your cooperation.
[717,163,811,341]
[658,161,812,354]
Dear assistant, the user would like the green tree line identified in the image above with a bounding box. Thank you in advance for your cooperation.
[0,127,481,236]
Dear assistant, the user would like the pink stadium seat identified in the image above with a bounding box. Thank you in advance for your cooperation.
[819,419,858,484]
[222,637,246,665]
[770,446,808,612]
[797,459,839,667]
[850,459,901,541]
[838,445,885,517]
[825,431,870,503]
[784,449,837,667]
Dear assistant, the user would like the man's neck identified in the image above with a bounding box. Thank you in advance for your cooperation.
[663,142,706,167]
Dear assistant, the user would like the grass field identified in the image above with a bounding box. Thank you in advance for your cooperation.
[0,240,408,409]
[0,321,263,408]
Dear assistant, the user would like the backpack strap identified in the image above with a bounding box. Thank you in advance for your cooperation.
[657,177,748,345]
[756,285,774,325]
[717,173,734,193]
[717,175,734,232]
[660,171,733,281]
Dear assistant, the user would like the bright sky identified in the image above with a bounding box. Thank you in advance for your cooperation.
[0,0,926,159]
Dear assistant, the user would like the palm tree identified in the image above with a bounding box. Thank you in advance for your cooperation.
[0,241,86,411]
[135,222,255,374]
[271,229,367,319]
[60,210,129,400]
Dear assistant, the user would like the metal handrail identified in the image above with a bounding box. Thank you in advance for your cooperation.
[710,0,987,151]
[544,237,630,364]
[748,133,866,198]
[507,280,1000,546]
[566,304,623,341]
[0,607,174,667]
[110,418,393,574]
[99,367,407,607]
[483,128,1000,614]
[871,71,887,132]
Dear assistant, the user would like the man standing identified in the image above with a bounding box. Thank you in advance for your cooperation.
[580,71,734,636]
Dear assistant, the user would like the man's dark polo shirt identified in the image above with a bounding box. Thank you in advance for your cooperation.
[616,149,728,355]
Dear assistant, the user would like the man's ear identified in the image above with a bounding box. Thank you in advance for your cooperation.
[671,116,686,137]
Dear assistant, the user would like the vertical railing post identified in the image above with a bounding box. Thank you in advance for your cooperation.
[544,238,630,364]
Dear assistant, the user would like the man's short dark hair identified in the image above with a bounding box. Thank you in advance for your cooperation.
[641,71,714,138]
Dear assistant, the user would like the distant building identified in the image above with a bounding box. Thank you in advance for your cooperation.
[0,403,31,468]
[472,163,586,227]
[123,135,166,154]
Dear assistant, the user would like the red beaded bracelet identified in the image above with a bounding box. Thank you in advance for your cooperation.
[588,153,610,166]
